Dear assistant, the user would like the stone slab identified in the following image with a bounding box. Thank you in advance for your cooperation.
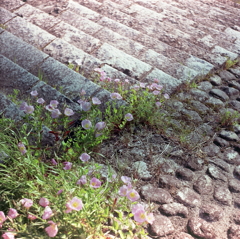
[0,0,25,11]
[0,31,48,71]
[48,21,101,54]
[6,16,56,49]
[0,7,16,24]
[14,4,61,30]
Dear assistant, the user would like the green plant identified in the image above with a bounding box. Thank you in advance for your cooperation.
[218,110,240,129]
[224,58,239,70]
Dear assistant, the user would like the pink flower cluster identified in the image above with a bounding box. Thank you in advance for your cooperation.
[131,204,154,224]
[19,102,34,114]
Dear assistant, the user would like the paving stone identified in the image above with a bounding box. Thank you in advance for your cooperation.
[0,31,48,71]
[175,188,201,207]
[218,70,237,82]
[180,109,202,123]
[199,204,224,222]
[190,100,209,114]
[234,194,240,207]
[210,75,222,86]
[219,130,240,142]
[229,80,240,91]
[189,88,209,102]
[205,97,225,107]
[233,124,240,134]
[0,0,25,11]
[208,158,231,173]
[133,161,152,180]
[214,186,232,206]
[230,67,240,78]
[160,202,188,218]
[224,149,240,165]
[185,157,205,172]
[149,214,175,237]
[141,184,173,204]
[233,210,240,224]
[228,225,240,239]
[228,100,240,112]
[203,144,221,157]
[175,167,194,181]
[14,4,61,30]
[220,86,239,100]
[188,217,216,239]
[174,232,194,239]
[209,88,230,102]
[159,175,183,189]
[48,21,101,54]
[198,81,213,91]
[207,164,228,182]
[214,137,230,147]
[234,166,240,179]
[229,178,240,193]
[0,6,16,24]
[5,16,56,49]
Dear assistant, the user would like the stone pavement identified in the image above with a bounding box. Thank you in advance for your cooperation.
[0,0,240,238]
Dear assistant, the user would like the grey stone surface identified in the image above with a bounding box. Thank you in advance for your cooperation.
[175,167,194,181]
[210,75,222,86]
[198,81,213,91]
[175,188,201,207]
[193,175,213,195]
[133,161,152,180]
[207,164,228,182]
[199,204,224,222]
[0,6,16,24]
[221,86,239,100]
[214,186,232,205]
[218,70,237,82]
[219,130,240,142]
[210,88,229,102]
[160,202,188,217]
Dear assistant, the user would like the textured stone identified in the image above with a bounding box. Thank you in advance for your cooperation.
[233,210,240,224]
[229,178,240,193]
[188,217,216,239]
[180,109,202,123]
[219,130,240,142]
[190,100,209,114]
[185,157,205,171]
[228,225,240,239]
[160,202,188,217]
[229,100,240,112]
[214,186,232,205]
[208,158,231,173]
[213,137,230,147]
[218,70,236,82]
[175,188,201,207]
[207,164,228,182]
[159,175,182,189]
[193,175,213,195]
[174,232,194,239]
[205,97,225,107]
[198,81,213,91]
[189,88,209,102]
[0,6,16,24]
[221,86,239,100]
[133,161,152,180]
[224,149,240,165]
[210,75,222,86]
[209,88,229,102]
[175,167,194,181]
[199,204,224,222]
[149,215,175,237]
[203,144,220,157]
[229,80,240,91]
[234,166,240,179]
[141,184,173,204]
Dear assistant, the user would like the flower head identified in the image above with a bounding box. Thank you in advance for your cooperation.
[152,90,160,95]
[133,209,146,223]
[164,93,170,99]
[42,206,53,220]
[121,176,131,184]
[118,185,131,197]
[30,90,38,97]
[95,122,106,131]
[0,211,6,225]
[81,101,91,111]
[39,198,50,207]
[7,209,19,219]
[63,162,72,170]
[25,105,34,114]
[110,92,122,100]
[125,113,133,121]
[65,197,83,213]
[50,100,59,109]
[51,158,57,166]
[155,101,162,108]
[64,108,74,116]
[45,221,58,237]
[18,142,27,155]
[51,109,61,118]
[20,198,33,209]
[28,214,37,220]
[19,102,28,111]
[57,189,63,195]
[92,97,101,105]
[77,175,87,185]
[79,153,90,162]
[37,98,45,104]
[81,119,92,130]
[131,204,145,214]
[2,232,15,239]
[90,177,101,188]
[126,189,140,201]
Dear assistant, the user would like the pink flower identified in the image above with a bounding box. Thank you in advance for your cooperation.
[95,122,106,131]
[110,92,122,100]
[63,162,72,170]
[65,197,83,213]
[51,109,62,118]
[50,100,59,109]
[146,213,155,224]
[155,101,162,108]
[81,101,91,111]
[7,209,18,219]
[45,104,54,111]
[154,78,160,83]
[51,158,57,166]
[20,198,33,209]
[39,198,50,207]
[132,85,140,90]
[121,176,131,184]
[133,209,147,223]
[152,90,160,95]
[131,204,145,214]
[18,142,27,155]
[37,98,45,104]
[90,177,101,188]
[164,93,170,99]
[79,153,90,162]
[42,206,53,220]
[80,89,86,95]
[30,90,38,97]
[64,108,74,116]
[81,119,92,129]
[139,83,147,88]
[126,189,140,201]
[25,105,34,114]
[45,221,58,237]
[57,189,63,195]
[0,211,6,226]
[124,79,129,84]
[28,214,37,220]
[92,97,102,105]
[19,102,28,111]
[118,185,131,197]
[125,113,133,121]
[114,79,120,83]
[77,175,87,185]
[155,84,163,91]
[2,232,15,239]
